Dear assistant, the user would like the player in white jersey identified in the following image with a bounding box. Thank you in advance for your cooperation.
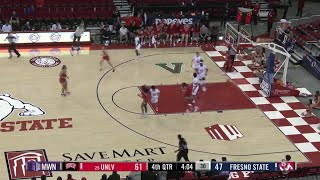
[191,73,200,112]
[197,60,208,92]
[149,86,160,112]
[135,34,141,60]
[191,52,201,72]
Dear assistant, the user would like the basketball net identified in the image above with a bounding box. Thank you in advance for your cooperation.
[224,22,291,85]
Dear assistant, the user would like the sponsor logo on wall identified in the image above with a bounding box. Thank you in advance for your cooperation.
[205,124,243,141]
[0,94,73,132]
[50,32,61,42]
[28,33,40,43]
[5,149,52,180]
[155,18,194,25]
[30,56,61,68]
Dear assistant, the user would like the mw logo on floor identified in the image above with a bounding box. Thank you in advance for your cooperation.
[205,124,243,141]
[5,149,52,180]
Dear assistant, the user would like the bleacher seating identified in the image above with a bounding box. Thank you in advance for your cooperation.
[289,19,320,47]
[0,0,115,22]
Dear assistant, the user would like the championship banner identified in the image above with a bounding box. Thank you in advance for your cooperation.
[154,16,198,25]
[301,53,320,79]
[0,31,91,45]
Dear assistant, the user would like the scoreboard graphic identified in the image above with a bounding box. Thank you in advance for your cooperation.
[27,161,296,172]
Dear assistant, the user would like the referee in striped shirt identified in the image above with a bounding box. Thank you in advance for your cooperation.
[175,134,189,161]
[4,33,20,58]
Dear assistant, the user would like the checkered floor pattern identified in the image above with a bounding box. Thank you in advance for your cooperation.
[202,45,320,166]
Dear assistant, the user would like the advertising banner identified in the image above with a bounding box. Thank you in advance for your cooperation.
[0,31,90,45]
[301,53,320,79]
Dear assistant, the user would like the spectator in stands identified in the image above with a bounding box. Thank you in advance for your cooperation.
[301,99,314,117]
[108,171,120,180]
[66,174,75,180]
[190,22,200,46]
[2,21,12,32]
[127,171,141,180]
[221,3,229,27]
[52,22,62,30]
[210,25,219,47]
[142,171,157,180]
[312,91,320,109]
[119,24,129,43]
[113,7,121,21]
[199,24,209,45]
[200,12,210,28]
[134,14,143,28]
[196,160,208,178]
[206,159,219,176]
[72,22,85,48]
[297,0,305,17]
[243,0,250,8]
[184,170,197,178]
[267,9,275,33]
[281,155,292,175]
[10,11,20,31]
[123,14,133,28]
[157,171,167,180]
[101,174,108,180]
[57,177,62,180]
[253,1,261,26]
[220,157,230,176]
[22,22,31,31]
[100,26,111,45]
[128,21,137,44]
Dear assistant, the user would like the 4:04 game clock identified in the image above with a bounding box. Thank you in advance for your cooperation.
[177,162,195,171]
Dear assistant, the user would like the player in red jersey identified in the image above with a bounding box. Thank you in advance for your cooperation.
[99,46,115,72]
[191,22,200,46]
[171,22,180,46]
[138,85,149,118]
[181,24,191,46]
[59,65,70,96]
[168,23,175,46]
[143,26,152,47]
[181,83,198,112]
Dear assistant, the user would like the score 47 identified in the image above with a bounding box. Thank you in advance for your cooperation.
[215,163,223,171]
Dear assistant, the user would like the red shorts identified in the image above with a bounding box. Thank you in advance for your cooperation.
[182,31,190,35]
[59,78,66,84]
[103,55,110,61]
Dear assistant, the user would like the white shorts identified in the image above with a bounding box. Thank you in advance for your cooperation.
[199,74,205,80]
[193,64,199,69]
[135,44,141,50]
[151,97,158,104]
[192,86,199,96]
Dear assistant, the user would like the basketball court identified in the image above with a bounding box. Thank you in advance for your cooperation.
[1,42,318,180]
